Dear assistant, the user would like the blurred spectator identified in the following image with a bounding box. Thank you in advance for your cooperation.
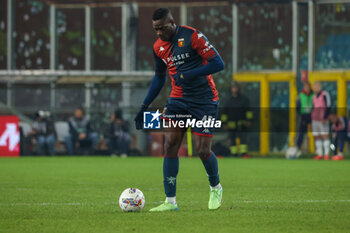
[221,81,253,158]
[105,109,131,157]
[65,107,99,155]
[311,82,331,160]
[296,82,314,154]
[28,111,56,156]
[329,112,348,161]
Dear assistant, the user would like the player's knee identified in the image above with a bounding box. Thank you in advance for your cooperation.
[164,137,180,157]
[164,137,177,149]
[197,148,211,160]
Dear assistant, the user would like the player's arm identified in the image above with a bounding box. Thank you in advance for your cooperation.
[143,51,167,107]
[174,31,224,86]
[181,56,224,79]
[134,51,167,130]
[296,98,301,115]
[323,92,331,120]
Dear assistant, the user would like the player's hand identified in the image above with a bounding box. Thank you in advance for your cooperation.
[134,104,148,130]
[173,72,185,86]
[79,133,87,140]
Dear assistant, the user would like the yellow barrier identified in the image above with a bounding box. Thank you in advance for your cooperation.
[289,77,298,148]
[232,70,350,155]
[234,72,297,155]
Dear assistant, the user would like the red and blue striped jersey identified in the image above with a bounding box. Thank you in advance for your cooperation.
[153,25,219,102]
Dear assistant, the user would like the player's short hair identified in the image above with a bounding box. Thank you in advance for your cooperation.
[152,8,170,21]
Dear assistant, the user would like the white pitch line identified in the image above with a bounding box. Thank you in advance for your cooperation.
[1,200,350,207]
[234,200,350,204]
[0,202,115,206]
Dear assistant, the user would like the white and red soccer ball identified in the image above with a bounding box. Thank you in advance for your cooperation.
[119,188,145,212]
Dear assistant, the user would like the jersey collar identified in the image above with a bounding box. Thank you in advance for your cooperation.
[170,25,180,43]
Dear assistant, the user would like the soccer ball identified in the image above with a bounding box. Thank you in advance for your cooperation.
[330,143,336,152]
[119,188,145,212]
[285,146,301,160]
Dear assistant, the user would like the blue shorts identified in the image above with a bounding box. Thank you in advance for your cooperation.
[163,97,220,137]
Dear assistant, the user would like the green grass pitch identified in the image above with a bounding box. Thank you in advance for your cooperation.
[0,157,349,233]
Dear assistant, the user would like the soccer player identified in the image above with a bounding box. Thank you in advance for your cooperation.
[134,8,225,211]
[329,112,348,160]
[311,82,331,160]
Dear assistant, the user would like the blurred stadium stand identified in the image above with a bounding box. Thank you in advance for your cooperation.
[0,0,350,155]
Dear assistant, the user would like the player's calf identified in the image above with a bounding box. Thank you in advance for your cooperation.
[164,127,185,157]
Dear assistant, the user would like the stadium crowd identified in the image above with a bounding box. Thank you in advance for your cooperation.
[19,108,131,157]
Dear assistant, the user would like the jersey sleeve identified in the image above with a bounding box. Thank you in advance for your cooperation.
[191,30,219,61]
[153,50,167,75]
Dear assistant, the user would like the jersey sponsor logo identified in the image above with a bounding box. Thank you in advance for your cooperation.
[159,46,165,51]
[161,53,190,67]
[178,38,184,47]
[143,110,161,129]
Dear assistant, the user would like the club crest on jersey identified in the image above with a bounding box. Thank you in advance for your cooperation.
[178,38,184,47]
